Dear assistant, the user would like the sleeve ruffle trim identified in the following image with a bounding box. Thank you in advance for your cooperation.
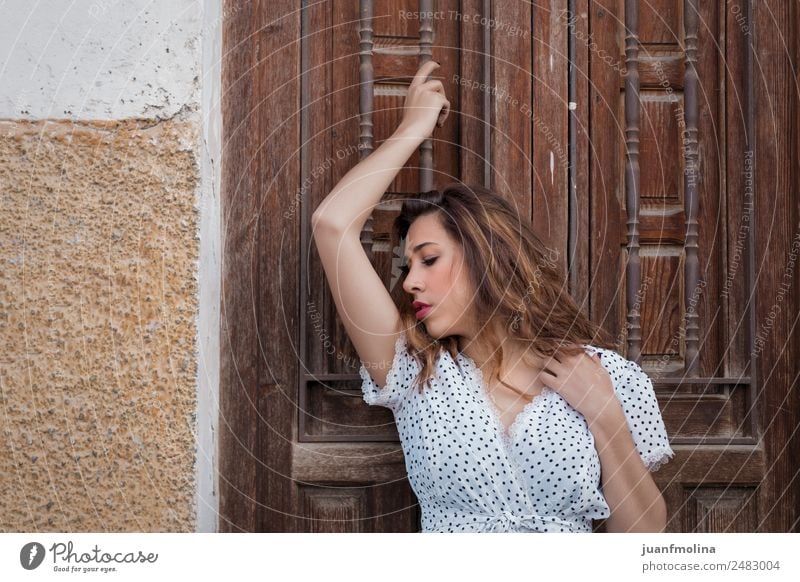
[358,331,412,410]
[641,445,676,472]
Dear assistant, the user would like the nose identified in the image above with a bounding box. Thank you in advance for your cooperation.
[402,267,424,295]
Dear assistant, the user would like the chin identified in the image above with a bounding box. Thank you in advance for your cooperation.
[421,320,441,339]
[425,319,458,340]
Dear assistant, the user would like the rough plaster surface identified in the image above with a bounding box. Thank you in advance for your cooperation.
[0,119,199,530]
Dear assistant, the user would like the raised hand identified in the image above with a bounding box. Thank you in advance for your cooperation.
[397,60,450,140]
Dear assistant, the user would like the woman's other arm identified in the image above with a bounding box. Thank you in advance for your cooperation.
[590,408,668,532]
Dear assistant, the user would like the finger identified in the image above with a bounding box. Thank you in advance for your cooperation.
[411,61,440,87]
[411,60,440,88]
[536,360,558,377]
[539,368,558,385]
[437,98,451,125]
[422,79,445,94]
[579,351,600,367]
[544,353,564,370]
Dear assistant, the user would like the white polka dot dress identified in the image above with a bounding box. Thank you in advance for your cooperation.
[359,330,675,533]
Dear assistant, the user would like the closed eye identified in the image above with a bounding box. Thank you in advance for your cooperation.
[400,257,437,275]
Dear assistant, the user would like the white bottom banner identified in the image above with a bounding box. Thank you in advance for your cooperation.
[2,533,798,581]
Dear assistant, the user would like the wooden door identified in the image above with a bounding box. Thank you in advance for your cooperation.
[219,0,800,533]
[582,0,799,533]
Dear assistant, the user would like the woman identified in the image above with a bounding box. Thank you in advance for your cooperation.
[311,60,674,533]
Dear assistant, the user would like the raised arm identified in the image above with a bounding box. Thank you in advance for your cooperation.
[312,60,448,237]
[311,60,449,387]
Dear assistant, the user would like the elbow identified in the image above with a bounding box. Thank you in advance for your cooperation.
[653,495,668,532]
[606,495,668,533]
[310,202,329,227]
[638,495,668,533]
[311,197,342,231]
[310,210,326,229]
[311,212,344,237]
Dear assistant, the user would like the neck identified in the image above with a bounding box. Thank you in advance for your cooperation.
[458,326,526,370]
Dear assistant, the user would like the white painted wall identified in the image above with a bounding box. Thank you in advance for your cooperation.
[0,0,202,119]
[0,0,221,531]
[197,0,221,534]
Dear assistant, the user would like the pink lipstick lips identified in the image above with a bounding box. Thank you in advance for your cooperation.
[413,300,431,319]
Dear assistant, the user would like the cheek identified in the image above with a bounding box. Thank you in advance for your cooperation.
[445,260,465,287]
[429,267,449,292]
[441,262,471,306]
[458,273,478,307]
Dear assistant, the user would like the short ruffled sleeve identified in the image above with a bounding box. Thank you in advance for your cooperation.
[358,331,422,413]
[594,348,675,472]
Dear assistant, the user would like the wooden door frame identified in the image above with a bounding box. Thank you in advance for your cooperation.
[747,0,800,532]
[219,0,300,532]
[218,0,800,532]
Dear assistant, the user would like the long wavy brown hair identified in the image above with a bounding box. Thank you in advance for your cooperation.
[389,182,617,399]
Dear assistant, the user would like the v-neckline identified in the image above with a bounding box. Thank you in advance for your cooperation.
[457,352,552,451]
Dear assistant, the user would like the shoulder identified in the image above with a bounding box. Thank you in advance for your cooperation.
[359,330,423,411]
[583,345,674,471]
[580,344,659,401]
[582,343,648,370]
[581,344,631,376]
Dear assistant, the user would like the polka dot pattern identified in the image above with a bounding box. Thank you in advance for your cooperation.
[359,331,674,532]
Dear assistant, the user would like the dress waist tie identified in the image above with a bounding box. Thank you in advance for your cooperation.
[486,510,579,533]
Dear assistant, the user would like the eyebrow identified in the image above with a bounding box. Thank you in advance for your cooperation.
[404,241,439,260]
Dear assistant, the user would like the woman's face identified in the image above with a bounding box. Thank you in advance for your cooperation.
[402,213,476,339]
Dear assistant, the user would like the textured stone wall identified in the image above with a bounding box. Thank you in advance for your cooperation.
[0,117,200,530]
